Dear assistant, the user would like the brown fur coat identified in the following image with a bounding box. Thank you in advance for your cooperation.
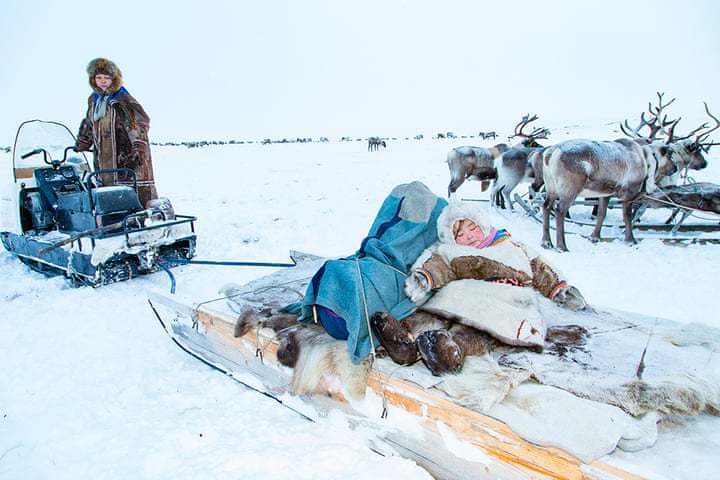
[76,58,157,206]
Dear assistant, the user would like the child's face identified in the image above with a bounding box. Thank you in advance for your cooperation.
[454,219,486,247]
[94,74,112,92]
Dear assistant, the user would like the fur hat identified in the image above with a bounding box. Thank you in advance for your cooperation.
[436,201,494,244]
[86,58,123,94]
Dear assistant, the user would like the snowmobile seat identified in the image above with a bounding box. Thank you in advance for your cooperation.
[53,187,142,231]
[91,186,143,215]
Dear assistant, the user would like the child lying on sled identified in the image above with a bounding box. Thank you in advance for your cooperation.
[372,201,587,375]
[231,191,586,377]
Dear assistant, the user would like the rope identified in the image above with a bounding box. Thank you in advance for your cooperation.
[157,261,176,294]
[194,276,313,310]
[174,258,297,268]
[635,317,659,380]
[354,257,377,360]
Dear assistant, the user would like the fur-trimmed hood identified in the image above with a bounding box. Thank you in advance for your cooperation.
[436,201,494,244]
[86,58,123,94]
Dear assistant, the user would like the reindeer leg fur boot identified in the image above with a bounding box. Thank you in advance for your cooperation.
[416,324,499,376]
[448,324,497,357]
[416,329,465,376]
[371,310,451,366]
[371,312,418,365]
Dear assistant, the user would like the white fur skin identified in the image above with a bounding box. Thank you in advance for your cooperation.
[423,280,547,347]
[405,268,433,304]
[289,326,372,400]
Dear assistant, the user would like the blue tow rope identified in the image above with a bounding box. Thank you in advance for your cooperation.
[158,257,298,295]
[176,259,297,268]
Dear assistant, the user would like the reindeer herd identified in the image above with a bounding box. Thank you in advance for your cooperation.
[446,94,720,251]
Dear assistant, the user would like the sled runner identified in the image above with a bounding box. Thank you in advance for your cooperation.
[0,120,197,286]
[513,189,720,244]
[147,256,719,480]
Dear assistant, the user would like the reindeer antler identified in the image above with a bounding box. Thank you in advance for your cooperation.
[527,126,550,140]
[510,113,549,141]
[696,102,720,147]
[620,112,655,139]
[664,118,704,143]
[623,92,682,141]
[648,92,676,119]
[644,92,681,140]
[511,114,539,138]
[666,102,719,149]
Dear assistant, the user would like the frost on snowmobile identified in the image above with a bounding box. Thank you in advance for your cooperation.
[0,120,196,286]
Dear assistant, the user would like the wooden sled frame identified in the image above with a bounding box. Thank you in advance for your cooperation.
[512,192,720,243]
[148,290,644,480]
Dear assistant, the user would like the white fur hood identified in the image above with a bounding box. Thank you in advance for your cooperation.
[412,202,534,275]
[436,201,495,244]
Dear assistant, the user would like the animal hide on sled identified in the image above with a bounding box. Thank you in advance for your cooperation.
[219,259,720,460]
[641,182,720,214]
[220,258,372,401]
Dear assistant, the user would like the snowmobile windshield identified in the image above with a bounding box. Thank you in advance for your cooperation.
[12,120,90,173]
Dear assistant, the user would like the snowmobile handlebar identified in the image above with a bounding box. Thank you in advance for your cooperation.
[21,148,44,160]
[21,146,76,167]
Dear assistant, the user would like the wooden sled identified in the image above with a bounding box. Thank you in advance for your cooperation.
[147,289,649,480]
[513,191,720,244]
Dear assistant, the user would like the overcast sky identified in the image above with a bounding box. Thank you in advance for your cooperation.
[1,0,718,143]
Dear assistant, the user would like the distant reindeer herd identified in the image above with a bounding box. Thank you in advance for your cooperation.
[445,93,719,251]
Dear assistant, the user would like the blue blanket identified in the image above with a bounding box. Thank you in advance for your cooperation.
[299,181,447,363]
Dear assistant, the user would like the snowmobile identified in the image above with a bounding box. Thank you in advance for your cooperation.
[0,120,197,286]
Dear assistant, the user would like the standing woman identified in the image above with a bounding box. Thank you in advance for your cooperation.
[75,58,158,206]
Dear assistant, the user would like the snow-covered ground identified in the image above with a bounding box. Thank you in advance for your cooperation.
[2,125,719,479]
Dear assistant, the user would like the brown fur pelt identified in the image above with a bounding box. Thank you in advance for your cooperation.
[233,309,299,339]
[617,375,720,417]
[450,255,532,286]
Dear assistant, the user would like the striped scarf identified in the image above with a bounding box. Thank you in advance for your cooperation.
[475,228,512,249]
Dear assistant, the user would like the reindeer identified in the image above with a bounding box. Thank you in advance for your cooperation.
[446,143,509,197]
[582,92,713,220]
[478,131,497,140]
[540,136,678,251]
[367,137,386,151]
[661,103,717,178]
[619,94,717,183]
[491,114,551,209]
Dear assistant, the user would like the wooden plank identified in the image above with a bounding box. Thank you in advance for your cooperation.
[14,167,37,179]
[191,303,643,480]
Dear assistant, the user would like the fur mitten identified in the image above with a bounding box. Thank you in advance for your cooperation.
[405,270,431,304]
[553,284,587,311]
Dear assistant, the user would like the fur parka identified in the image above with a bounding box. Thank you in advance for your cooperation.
[406,202,584,347]
[76,58,157,206]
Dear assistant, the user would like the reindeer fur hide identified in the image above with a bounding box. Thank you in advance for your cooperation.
[221,249,718,461]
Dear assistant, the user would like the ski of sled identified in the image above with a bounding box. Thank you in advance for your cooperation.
[512,193,720,243]
[148,290,643,480]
